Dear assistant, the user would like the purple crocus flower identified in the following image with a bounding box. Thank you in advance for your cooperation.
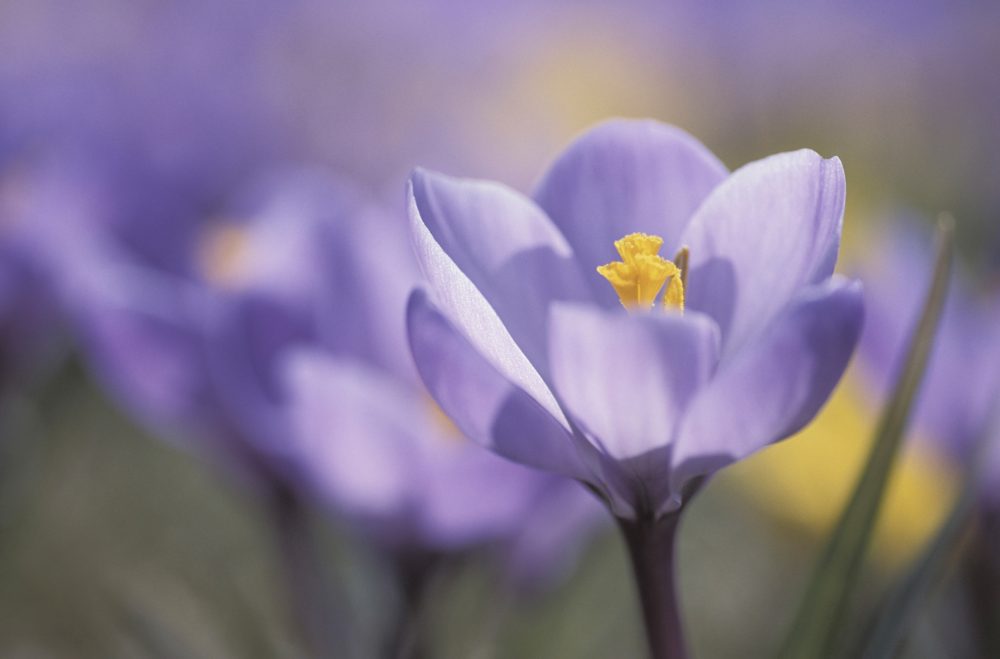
[405,119,864,657]
[0,154,105,394]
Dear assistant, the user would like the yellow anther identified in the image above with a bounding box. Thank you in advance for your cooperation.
[666,245,688,311]
[673,246,690,290]
[663,274,685,311]
[597,232,685,311]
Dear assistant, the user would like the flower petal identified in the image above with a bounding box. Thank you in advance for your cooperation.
[671,277,864,493]
[408,173,572,418]
[417,443,562,549]
[681,149,846,358]
[409,168,588,368]
[281,349,423,519]
[534,119,727,303]
[406,289,592,480]
[503,481,609,590]
[71,264,219,436]
[548,303,720,462]
[204,292,316,454]
[283,345,580,550]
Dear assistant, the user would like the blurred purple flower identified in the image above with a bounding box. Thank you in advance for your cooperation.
[71,168,605,577]
[855,218,1000,500]
[407,118,864,520]
[0,155,105,392]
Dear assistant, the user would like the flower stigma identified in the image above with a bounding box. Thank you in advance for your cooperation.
[596,232,685,311]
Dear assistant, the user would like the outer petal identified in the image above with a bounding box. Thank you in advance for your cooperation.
[70,262,220,436]
[671,277,864,494]
[417,443,559,549]
[681,149,846,358]
[204,292,316,455]
[283,346,579,551]
[534,119,728,305]
[408,174,568,421]
[409,168,588,367]
[320,205,424,380]
[281,349,421,520]
[548,304,720,461]
[503,480,609,591]
[406,289,592,481]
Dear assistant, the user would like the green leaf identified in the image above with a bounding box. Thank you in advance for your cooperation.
[776,216,955,659]
[111,594,210,659]
[856,413,1000,658]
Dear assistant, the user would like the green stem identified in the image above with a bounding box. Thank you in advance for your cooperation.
[268,483,344,658]
[619,514,687,659]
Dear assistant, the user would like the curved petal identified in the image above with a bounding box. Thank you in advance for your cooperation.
[548,303,720,461]
[534,119,728,304]
[406,289,592,480]
[409,168,588,367]
[283,346,580,551]
[503,480,609,590]
[681,149,846,359]
[281,349,422,519]
[417,444,558,549]
[408,175,567,419]
[319,205,423,380]
[204,292,316,455]
[671,277,864,494]
[71,263,220,436]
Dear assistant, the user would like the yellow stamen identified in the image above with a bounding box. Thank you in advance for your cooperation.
[664,245,688,311]
[673,246,690,290]
[663,274,685,311]
[597,232,685,311]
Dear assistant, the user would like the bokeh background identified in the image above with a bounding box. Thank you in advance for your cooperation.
[1,1,998,657]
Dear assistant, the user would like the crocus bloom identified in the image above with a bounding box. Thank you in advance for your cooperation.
[406,119,863,657]
[407,119,864,521]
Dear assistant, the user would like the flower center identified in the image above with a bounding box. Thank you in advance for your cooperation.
[197,222,251,288]
[596,232,686,311]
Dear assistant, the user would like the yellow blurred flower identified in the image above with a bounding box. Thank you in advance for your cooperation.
[727,373,957,567]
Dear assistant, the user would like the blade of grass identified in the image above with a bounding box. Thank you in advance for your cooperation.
[777,216,955,659]
[112,594,210,659]
[857,411,1000,659]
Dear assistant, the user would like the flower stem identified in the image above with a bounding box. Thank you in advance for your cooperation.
[964,508,1000,658]
[387,549,439,659]
[619,514,687,659]
[267,482,345,659]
